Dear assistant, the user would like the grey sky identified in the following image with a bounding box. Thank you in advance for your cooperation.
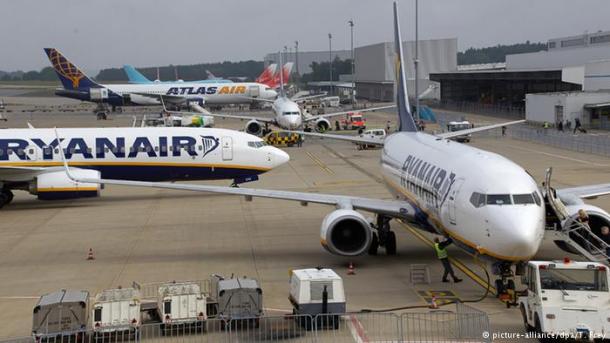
[1,0,609,72]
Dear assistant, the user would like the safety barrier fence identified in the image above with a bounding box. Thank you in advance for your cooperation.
[435,110,610,157]
[4,303,491,343]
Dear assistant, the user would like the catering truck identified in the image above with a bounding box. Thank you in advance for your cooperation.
[519,259,610,340]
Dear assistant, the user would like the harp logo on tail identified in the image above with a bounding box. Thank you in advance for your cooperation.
[201,136,220,158]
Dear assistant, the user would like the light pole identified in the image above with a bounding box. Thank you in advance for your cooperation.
[348,19,355,106]
[294,41,299,76]
[414,0,420,123]
[328,33,333,96]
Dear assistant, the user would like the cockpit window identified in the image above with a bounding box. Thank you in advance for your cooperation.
[247,141,267,148]
[486,194,512,205]
[532,192,542,206]
[283,111,300,116]
[513,194,535,204]
[469,192,485,208]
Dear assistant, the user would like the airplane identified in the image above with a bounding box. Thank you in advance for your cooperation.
[265,62,294,89]
[163,56,392,135]
[123,64,278,85]
[255,64,279,86]
[44,48,278,119]
[59,2,610,293]
[0,126,289,208]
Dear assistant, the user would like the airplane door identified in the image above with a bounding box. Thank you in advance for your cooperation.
[249,86,260,98]
[221,136,233,161]
[448,178,465,225]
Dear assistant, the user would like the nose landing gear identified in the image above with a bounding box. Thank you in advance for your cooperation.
[0,189,14,209]
[493,262,525,308]
[368,215,397,256]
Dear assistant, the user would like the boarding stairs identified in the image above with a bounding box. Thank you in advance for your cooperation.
[544,168,610,265]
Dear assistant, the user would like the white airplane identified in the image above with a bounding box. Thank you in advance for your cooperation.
[44,48,278,118]
[59,2,610,292]
[0,126,288,207]
[164,53,394,135]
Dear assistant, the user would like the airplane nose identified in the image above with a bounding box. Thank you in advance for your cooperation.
[491,210,545,259]
[268,147,290,168]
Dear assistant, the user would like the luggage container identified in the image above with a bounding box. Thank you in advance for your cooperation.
[289,268,345,330]
[157,281,206,335]
[213,276,263,329]
[32,289,89,341]
[91,287,141,339]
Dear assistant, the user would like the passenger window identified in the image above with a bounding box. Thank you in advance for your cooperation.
[198,145,202,151]
[154,146,159,152]
[87,148,92,154]
[0,149,4,155]
[29,149,34,154]
[105,148,110,153]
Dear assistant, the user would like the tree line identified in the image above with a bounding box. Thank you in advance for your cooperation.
[457,41,547,65]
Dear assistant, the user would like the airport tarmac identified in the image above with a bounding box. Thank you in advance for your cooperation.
[0,102,608,340]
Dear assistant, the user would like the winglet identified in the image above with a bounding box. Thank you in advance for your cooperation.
[393,2,418,132]
[54,128,76,182]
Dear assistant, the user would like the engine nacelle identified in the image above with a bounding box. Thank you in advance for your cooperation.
[31,169,101,200]
[245,120,263,136]
[553,203,610,254]
[314,118,331,133]
[320,209,372,256]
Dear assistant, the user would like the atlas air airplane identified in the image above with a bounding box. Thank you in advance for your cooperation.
[164,57,392,135]
[0,127,288,208]
[44,48,278,111]
[61,2,610,282]
[123,64,278,85]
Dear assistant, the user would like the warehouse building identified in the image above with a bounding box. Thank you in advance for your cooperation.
[431,30,610,116]
[526,92,610,129]
[354,38,457,101]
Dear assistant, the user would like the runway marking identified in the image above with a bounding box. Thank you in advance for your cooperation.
[306,151,335,175]
[508,144,610,167]
[399,222,496,294]
[348,314,370,343]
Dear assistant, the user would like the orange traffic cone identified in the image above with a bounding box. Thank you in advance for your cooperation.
[347,262,355,275]
[87,248,95,261]
[429,295,439,309]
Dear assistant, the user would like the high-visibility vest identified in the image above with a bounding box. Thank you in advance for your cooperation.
[434,243,448,259]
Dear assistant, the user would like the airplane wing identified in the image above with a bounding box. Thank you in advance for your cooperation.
[557,184,610,199]
[303,105,396,123]
[435,120,525,140]
[291,94,327,102]
[174,111,276,124]
[132,92,191,104]
[287,131,384,146]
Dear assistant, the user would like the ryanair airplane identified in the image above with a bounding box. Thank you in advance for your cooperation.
[61,2,610,291]
[0,127,288,207]
[44,48,278,117]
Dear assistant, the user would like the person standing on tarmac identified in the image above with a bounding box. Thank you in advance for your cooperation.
[434,237,462,283]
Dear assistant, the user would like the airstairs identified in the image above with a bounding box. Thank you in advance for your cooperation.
[544,168,610,265]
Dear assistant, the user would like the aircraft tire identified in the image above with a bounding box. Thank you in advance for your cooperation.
[368,233,379,255]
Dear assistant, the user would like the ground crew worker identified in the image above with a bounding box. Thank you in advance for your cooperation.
[434,237,462,283]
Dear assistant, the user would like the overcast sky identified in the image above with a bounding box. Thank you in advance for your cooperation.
[1,0,609,72]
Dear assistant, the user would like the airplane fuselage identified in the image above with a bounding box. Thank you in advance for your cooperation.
[58,82,277,107]
[381,132,545,262]
[0,127,288,182]
[271,96,302,130]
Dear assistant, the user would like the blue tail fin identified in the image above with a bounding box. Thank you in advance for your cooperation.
[43,48,100,90]
[393,2,418,132]
[123,65,152,84]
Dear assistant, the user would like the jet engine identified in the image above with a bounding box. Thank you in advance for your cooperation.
[314,118,331,133]
[320,209,372,256]
[245,120,263,136]
[552,201,610,254]
[30,169,101,200]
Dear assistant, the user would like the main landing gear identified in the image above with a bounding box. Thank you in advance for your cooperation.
[0,189,14,209]
[94,103,109,120]
[368,215,397,256]
[493,262,522,308]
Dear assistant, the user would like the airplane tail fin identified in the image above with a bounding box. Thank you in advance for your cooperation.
[255,63,278,86]
[392,2,417,132]
[281,62,294,84]
[123,65,152,84]
[206,70,219,80]
[43,48,100,90]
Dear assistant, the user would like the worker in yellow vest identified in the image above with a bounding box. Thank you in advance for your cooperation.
[434,237,462,283]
